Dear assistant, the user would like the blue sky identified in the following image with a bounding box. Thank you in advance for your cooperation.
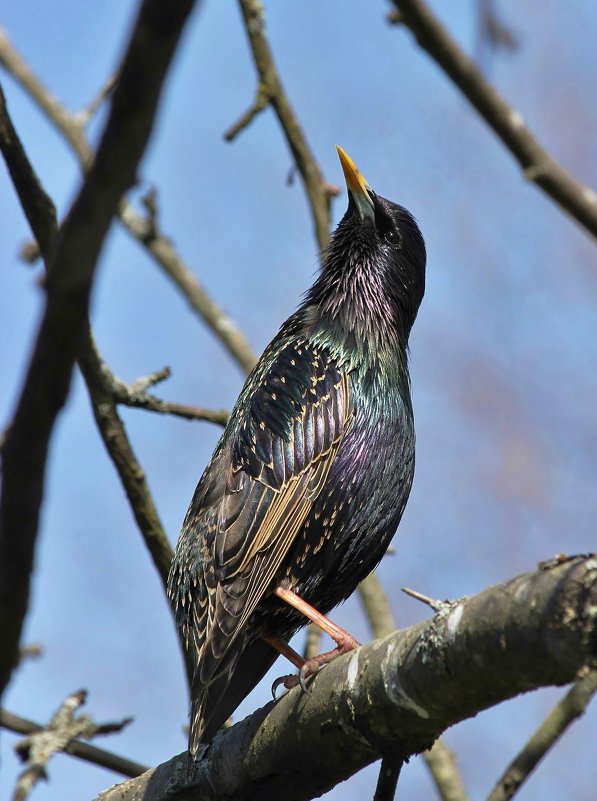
[1,2,596,800]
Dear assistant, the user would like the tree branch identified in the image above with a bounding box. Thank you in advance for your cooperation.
[77,328,175,591]
[234,0,339,253]
[1,709,147,779]
[0,27,258,375]
[0,0,198,704]
[8,691,135,800]
[95,556,596,801]
[485,667,597,801]
[389,0,597,239]
[359,571,470,801]
[0,94,191,687]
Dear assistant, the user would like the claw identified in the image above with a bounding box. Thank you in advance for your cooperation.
[271,673,300,700]
[299,661,319,693]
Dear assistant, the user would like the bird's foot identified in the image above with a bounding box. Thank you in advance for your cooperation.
[271,673,301,699]
[298,636,360,689]
[271,636,360,699]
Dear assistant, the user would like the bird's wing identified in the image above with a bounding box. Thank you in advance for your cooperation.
[200,339,353,682]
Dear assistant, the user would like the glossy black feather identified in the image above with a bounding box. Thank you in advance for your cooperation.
[168,183,426,754]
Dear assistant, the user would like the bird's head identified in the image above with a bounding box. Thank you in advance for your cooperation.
[309,147,426,357]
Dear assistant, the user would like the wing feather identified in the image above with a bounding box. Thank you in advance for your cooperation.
[201,346,352,680]
[170,339,353,744]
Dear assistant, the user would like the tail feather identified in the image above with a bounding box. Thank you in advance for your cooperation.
[189,637,278,755]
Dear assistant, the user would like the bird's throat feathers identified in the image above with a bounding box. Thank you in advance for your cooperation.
[300,247,414,383]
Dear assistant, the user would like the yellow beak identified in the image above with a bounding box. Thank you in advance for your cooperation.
[336,145,375,221]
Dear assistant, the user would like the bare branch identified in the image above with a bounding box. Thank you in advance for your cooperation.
[303,623,322,661]
[77,328,175,589]
[224,84,269,141]
[2,708,147,779]
[74,73,119,127]
[389,0,597,239]
[485,668,597,801]
[0,27,258,375]
[373,759,402,801]
[235,0,338,252]
[0,40,195,689]
[95,556,596,801]
[0,85,59,263]
[359,572,398,639]
[0,28,90,158]
[108,365,229,425]
[10,690,133,801]
[359,572,469,800]
[0,0,198,703]
[423,740,470,801]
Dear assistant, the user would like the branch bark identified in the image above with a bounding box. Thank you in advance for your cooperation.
[95,556,596,801]
[0,0,197,703]
[390,0,597,240]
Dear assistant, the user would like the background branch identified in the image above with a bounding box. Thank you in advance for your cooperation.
[235,0,338,252]
[9,690,134,801]
[0,0,197,704]
[390,0,597,239]
[0,27,257,375]
[485,668,597,801]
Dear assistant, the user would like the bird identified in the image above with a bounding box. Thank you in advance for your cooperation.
[168,145,426,755]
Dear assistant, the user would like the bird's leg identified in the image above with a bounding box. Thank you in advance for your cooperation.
[270,585,361,690]
[261,631,307,697]
[273,586,361,651]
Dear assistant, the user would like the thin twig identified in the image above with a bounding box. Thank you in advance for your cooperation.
[111,367,229,426]
[9,690,134,801]
[224,85,269,141]
[402,585,447,612]
[74,73,119,127]
[389,0,597,239]
[0,27,257,375]
[235,0,338,253]
[485,668,597,801]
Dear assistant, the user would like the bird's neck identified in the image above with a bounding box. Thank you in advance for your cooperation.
[299,263,412,388]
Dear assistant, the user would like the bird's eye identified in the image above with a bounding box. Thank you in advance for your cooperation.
[384,229,401,247]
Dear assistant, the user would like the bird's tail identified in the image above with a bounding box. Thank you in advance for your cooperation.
[189,636,279,755]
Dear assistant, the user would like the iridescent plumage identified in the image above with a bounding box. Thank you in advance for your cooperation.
[168,148,426,754]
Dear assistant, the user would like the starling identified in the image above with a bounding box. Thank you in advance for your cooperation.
[168,146,426,755]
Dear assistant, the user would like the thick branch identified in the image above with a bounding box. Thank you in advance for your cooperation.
[390,0,597,239]
[96,556,596,801]
[235,0,337,252]
[0,0,197,703]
